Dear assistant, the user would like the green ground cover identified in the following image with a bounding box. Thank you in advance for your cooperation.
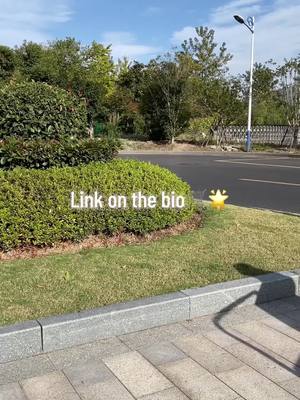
[0,205,299,326]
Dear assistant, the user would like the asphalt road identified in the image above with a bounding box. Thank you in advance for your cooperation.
[121,152,300,214]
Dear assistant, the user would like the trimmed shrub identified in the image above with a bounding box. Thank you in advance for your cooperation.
[0,160,196,251]
[0,137,120,170]
[0,81,87,139]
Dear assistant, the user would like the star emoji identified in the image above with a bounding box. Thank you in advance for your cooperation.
[209,189,229,210]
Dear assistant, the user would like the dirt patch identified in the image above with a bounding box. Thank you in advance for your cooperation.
[120,139,300,154]
[0,213,203,261]
[120,139,219,152]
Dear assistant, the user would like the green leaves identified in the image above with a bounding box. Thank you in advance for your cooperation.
[0,137,120,170]
[0,45,16,81]
[0,160,196,251]
[0,81,87,140]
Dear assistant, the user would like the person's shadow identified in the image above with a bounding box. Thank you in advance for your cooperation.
[213,263,300,376]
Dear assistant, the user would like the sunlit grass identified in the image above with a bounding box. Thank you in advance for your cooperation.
[0,205,299,326]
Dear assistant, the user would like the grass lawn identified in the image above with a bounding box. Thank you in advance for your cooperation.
[0,205,299,326]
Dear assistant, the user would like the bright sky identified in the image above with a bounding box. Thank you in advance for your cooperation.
[1,0,299,74]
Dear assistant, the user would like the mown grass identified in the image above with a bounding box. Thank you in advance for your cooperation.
[0,205,299,326]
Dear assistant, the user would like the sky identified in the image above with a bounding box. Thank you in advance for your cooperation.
[0,0,299,74]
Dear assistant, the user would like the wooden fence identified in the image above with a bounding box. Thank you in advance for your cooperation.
[215,126,299,146]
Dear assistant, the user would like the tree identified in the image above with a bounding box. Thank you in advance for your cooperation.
[241,61,285,125]
[0,45,16,81]
[118,61,146,102]
[173,26,239,146]
[177,26,233,79]
[15,41,46,81]
[15,38,116,134]
[277,56,300,147]
[193,78,245,146]
[141,56,190,143]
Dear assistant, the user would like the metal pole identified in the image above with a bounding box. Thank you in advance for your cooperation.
[246,18,255,152]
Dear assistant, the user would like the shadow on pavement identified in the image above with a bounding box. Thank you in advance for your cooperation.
[213,263,300,377]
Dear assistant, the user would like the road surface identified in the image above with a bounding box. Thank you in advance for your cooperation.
[121,152,300,214]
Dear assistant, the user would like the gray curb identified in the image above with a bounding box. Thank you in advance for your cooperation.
[1,270,299,363]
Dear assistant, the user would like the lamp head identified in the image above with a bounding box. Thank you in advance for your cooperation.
[234,15,245,24]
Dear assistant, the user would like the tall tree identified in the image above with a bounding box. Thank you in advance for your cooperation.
[15,38,116,133]
[118,61,146,102]
[178,26,233,79]
[193,77,245,145]
[141,55,190,143]
[15,41,46,81]
[241,61,285,125]
[277,56,300,147]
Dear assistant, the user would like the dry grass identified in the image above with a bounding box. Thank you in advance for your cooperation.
[120,139,214,152]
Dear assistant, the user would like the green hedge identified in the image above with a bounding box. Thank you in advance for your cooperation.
[0,160,196,250]
[0,138,120,170]
[0,81,87,139]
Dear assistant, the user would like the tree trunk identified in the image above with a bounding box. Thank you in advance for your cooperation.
[88,124,94,139]
[292,126,299,148]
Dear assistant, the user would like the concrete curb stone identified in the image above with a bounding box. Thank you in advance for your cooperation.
[1,270,299,363]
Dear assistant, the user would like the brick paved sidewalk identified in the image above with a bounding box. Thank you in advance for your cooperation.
[1,297,300,399]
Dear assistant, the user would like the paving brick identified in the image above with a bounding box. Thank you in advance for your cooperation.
[280,378,300,399]
[0,355,55,385]
[39,292,189,352]
[213,305,271,327]
[48,336,129,369]
[21,371,80,400]
[77,379,135,399]
[0,321,41,363]
[281,296,300,310]
[202,327,251,349]
[217,365,296,400]
[138,342,186,366]
[159,358,238,400]
[173,334,243,374]
[140,387,190,399]
[104,351,172,398]
[182,314,223,332]
[284,310,300,323]
[227,339,300,383]
[234,321,300,365]
[119,323,190,350]
[0,383,27,400]
[64,360,114,387]
[182,305,269,334]
[261,317,300,342]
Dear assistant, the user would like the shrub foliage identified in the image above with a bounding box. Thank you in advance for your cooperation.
[0,81,87,139]
[0,138,120,170]
[0,160,196,250]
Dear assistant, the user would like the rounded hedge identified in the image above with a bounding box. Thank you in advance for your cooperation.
[0,160,196,251]
[0,137,120,170]
[0,81,88,139]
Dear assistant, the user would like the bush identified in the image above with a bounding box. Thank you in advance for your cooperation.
[0,81,87,139]
[0,160,196,250]
[0,137,120,170]
[179,117,215,145]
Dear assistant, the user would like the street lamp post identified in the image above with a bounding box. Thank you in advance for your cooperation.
[234,15,255,152]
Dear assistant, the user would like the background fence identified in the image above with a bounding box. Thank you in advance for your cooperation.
[215,126,299,146]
